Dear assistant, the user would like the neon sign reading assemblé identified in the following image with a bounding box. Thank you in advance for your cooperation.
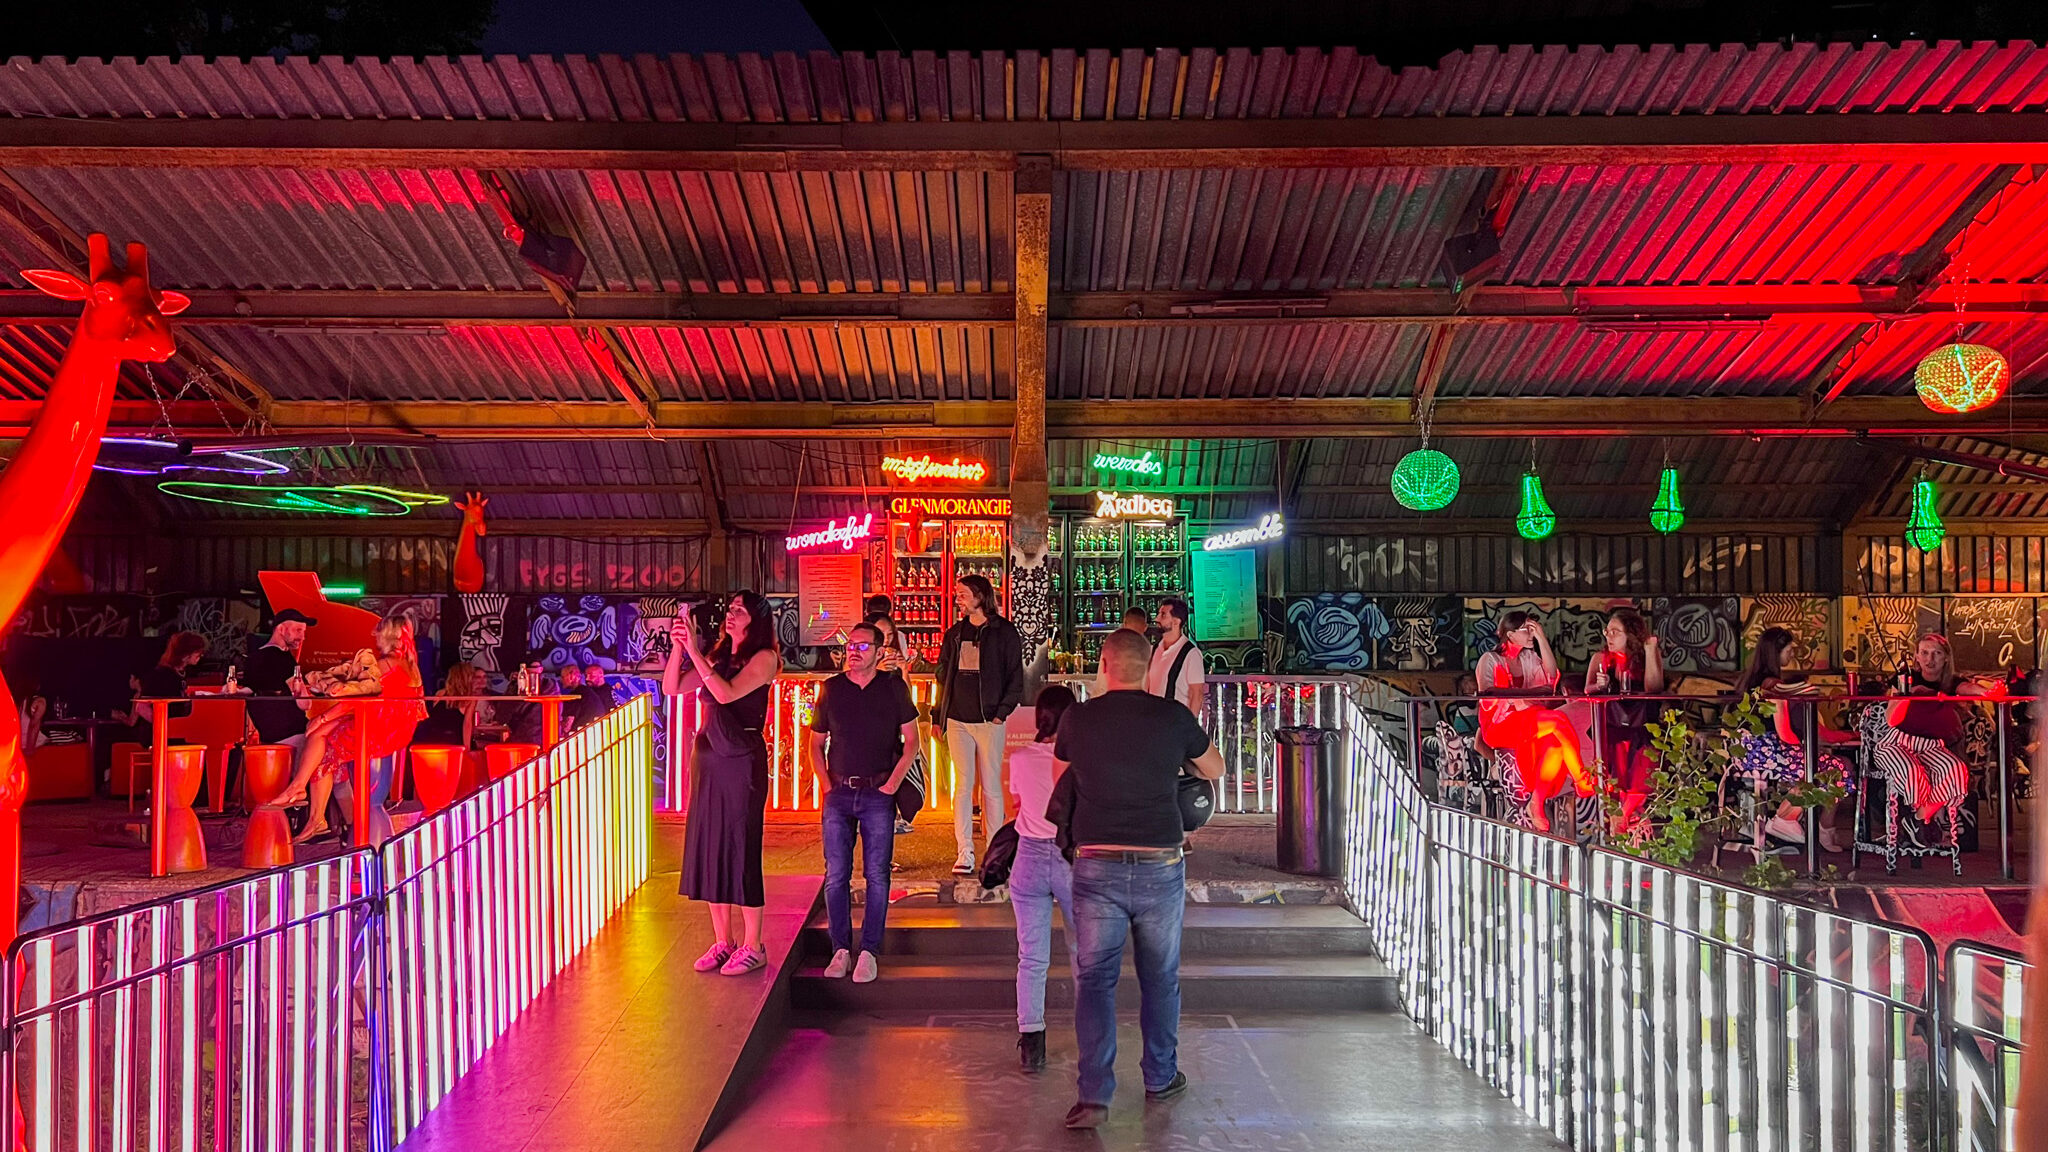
[1093,491,1176,520]
[1202,512,1285,551]
[881,454,988,484]
[786,513,876,553]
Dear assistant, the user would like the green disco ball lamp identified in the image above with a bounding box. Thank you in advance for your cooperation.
[1515,471,1557,540]
[1390,447,1461,511]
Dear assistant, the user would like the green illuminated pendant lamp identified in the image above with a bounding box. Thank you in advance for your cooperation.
[1650,465,1685,534]
[1391,447,1461,511]
[1515,471,1557,540]
[1904,475,1945,552]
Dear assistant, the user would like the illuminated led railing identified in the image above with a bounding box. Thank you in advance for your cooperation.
[2,697,654,1152]
[2,851,379,1152]
[1205,676,1350,814]
[1948,941,2031,1152]
[1334,685,2020,1152]
[380,695,653,1142]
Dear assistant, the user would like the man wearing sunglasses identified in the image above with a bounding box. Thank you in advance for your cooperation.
[805,621,921,984]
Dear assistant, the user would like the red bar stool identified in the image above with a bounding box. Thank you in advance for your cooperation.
[160,745,209,874]
[240,745,296,869]
[485,743,540,782]
[411,746,465,814]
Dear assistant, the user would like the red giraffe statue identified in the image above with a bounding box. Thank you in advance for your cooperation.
[1,237,188,948]
[453,492,488,594]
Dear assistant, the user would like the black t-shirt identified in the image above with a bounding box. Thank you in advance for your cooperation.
[244,644,306,743]
[571,684,613,729]
[810,671,920,784]
[1054,690,1212,849]
[946,620,986,724]
[412,701,469,748]
[138,665,189,742]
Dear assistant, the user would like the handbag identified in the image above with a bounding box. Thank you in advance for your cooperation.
[979,820,1020,888]
[1178,771,1216,832]
[894,749,927,823]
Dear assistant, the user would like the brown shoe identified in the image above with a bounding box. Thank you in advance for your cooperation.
[1063,1103,1108,1129]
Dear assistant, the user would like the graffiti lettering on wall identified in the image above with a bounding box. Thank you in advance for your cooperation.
[513,559,695,594]
[1507,549,1647,591]
[1740,595,1835,669]
[1841,597,1942,672]
[1327,538,1440,590]
[9,597,141,639]
[1645,596,1740,673]
[1944,597,2037,671]
[172,598,261,663]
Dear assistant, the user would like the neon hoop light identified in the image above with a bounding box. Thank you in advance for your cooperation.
[1094,490,1176,520]
[1092,449,1164,478]
[1202,512,1285,551]
[94,437,289,477]
[785,513,877,553]
[880,454,987,484]
[159,482,449,516]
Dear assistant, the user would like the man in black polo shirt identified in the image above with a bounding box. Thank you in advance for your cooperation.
[805,621,920,984]
[244,609,315,750]
[1053,627,1224,1129]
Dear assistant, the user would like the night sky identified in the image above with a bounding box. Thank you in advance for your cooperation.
[480,0,829,56]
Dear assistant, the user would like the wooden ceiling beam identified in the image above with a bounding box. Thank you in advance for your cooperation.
[5,113,2048,169]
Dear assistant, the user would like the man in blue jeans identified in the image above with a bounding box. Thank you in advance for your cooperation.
[805,622,921,984]
[1052,628,1226,1128]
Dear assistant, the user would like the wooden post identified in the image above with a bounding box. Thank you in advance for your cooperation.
[1010,155,1053,560]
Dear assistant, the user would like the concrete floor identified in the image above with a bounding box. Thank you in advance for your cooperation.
[709,1009,1567,1152]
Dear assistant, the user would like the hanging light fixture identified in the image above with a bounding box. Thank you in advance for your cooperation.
[1515,471,1556,540]
[1904,475,1945,552]
[1392,448,1460,511]
[1913,342,2009,414]
[1650,451,1685,534]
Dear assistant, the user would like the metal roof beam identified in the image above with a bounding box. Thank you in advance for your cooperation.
[5,114,2048,169]
[34,396,2048,441]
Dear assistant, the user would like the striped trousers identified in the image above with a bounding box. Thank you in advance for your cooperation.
[1869,732,1970,811]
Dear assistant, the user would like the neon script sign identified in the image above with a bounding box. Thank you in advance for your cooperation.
[881,454,987,484]
[1092,449,1163,477]
[786,513,876,553]
[1093,491,1176,520]
[1203,512,1285,551]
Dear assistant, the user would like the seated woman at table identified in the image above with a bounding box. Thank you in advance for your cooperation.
[1477,610,1591,832]
[1584,608,1664,830]
[412,662,488,750]
[1732,627,1852,852]
[272,615,426,842]
[1875,633,1997,831]
[131,631,207,750]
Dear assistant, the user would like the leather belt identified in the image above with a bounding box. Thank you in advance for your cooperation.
[839,775,877,790]
[1076,847,1184,863]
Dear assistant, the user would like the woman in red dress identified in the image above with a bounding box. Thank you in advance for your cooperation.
[1477,610,1591,832]
[272,615,426,842]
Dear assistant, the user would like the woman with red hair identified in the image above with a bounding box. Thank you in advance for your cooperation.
[1477,611,1592,832]
[272,614,426,843]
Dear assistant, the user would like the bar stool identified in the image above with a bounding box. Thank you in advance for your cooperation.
[411,746,464,814]
[161,745,209,874]
[240,745,296,869]
[485,743,540,782]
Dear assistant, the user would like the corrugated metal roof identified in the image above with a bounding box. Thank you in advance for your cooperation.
[1438,319,1863,399]
[1874,435,2048,520]
[197,324,620,403]
[0,325,169,401]
[629,323,1010,403]
[8,43,2048,124]
[1050,322,1425,401]
[1049,438,1277,492]
[1832,315,2048,398]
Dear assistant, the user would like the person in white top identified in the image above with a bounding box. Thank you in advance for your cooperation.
[1144,598,1205,719]
[1003,683,1080,1073]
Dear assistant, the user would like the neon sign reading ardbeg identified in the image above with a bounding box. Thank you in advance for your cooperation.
[1091,449,1163,478]
[1093,491,1176,520]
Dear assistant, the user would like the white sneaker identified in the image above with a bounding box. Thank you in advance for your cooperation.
[822,948,852,978]
[853,951,879,984]
[953,854,975,875]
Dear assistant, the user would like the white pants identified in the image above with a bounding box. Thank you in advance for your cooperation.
[946,718,1006,858]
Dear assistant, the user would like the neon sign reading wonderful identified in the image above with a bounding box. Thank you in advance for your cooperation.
[881,454,988,484]
[785,513,876,553]
[1202,512,1285,551]
[1093,491,1176,520]
[1091,449,1163,477]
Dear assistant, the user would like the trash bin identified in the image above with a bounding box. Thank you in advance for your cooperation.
[1275,726,1343,876]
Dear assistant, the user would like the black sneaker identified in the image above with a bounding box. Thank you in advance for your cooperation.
[1018,1030,1046,1071]
[1063,1103,1109,1129]
[1146,1071,1188,1101]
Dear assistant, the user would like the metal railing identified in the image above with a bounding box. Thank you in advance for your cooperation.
[2,695,655,1152]
[1337,683,2027,1152]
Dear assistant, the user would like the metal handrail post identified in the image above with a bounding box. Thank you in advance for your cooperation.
[1995,700,2012,882]
[1801,704,1819,877]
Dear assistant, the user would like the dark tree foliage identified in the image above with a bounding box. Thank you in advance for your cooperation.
[5,0,497,59]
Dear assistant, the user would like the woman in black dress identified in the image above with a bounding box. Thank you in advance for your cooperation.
[663,591,782,976]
